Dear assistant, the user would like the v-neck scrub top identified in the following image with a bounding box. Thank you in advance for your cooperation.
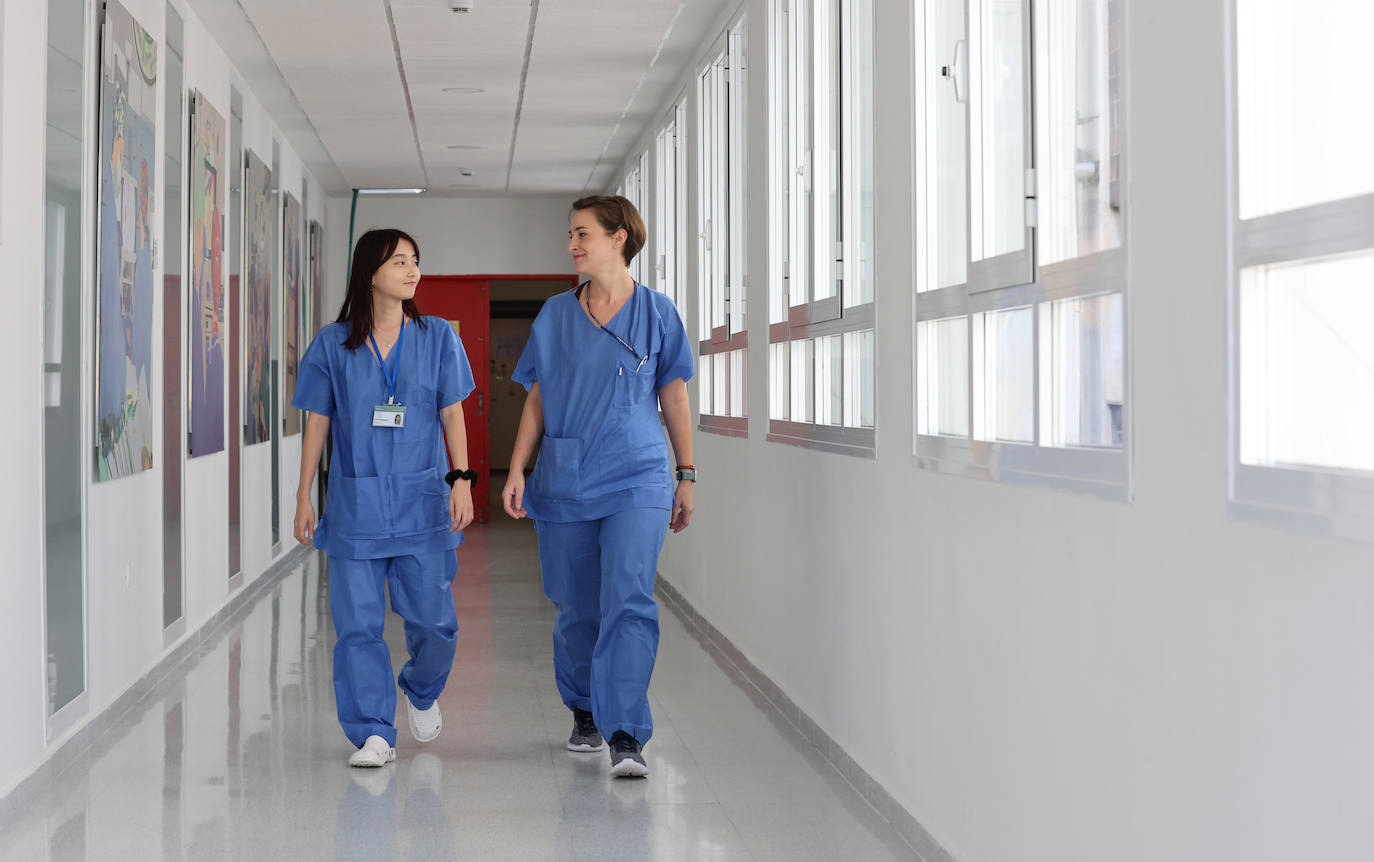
[513,284,693,523]
[292,316,476,559]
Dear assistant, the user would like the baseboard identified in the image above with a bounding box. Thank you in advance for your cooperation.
[655,576,957,862]
[0,545,313,829]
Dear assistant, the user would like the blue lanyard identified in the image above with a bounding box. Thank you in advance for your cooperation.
[578,283,648,370]
[367,318,406,404]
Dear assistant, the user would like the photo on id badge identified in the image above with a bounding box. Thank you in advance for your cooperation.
[374,404,406,427]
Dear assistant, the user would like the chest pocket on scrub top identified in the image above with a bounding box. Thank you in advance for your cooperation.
[612,353,657,410]
[395,380,438,440]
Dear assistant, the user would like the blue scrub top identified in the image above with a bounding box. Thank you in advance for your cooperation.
[292,316,476,559]
[513,283,694,522]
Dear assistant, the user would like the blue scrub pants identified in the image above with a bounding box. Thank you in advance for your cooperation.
[329,551,459,748]
[536,508,669,744]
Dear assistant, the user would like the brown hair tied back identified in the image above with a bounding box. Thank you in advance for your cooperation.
[571,195,646,268]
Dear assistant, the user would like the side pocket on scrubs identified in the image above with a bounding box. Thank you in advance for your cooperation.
[534,435,583,500]
[330,475,387,538]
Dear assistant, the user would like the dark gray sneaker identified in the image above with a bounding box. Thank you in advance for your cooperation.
[567,709,604,752]
[608,731,649,778]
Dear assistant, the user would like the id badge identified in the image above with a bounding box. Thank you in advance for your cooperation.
[373,404,406,428]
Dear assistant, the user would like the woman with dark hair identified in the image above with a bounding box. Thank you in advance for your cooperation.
[292,228,477,768]
[502,195,695,778]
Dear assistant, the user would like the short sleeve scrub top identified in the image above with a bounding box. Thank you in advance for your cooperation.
[292,316,476,558]
[512,284,694,521]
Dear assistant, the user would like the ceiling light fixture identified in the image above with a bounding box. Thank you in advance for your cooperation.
[355,188,427,196]
[442,87,484,95]
[446,144,481,150]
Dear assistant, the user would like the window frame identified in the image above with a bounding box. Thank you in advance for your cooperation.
[1225,0,1374,542]
[912,0,1132,500]
[697,15,750,437]
[766,0,877,458]
[653,98,688,319]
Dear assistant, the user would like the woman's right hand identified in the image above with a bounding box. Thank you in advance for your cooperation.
[502,472,527,520]
[293,497,316,546]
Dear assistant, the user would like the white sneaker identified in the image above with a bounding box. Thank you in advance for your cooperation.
[348,735,396,768]
[407,698,442,743]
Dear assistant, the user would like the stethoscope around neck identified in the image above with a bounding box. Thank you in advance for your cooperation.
[576,282,648,372]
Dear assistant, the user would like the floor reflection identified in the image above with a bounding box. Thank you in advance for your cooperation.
[0,526,920,862]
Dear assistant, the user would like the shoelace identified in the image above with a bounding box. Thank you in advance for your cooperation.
[575,711,599,736]
[609,731,639,753]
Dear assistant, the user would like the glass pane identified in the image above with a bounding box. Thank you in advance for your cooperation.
[1238,0,1374,218]
[770,342,789,419]
[843,330,874,427]
[1034,0,1123,265]
[974,306,1034,442]
[1039,293,1123,448]
[228,89,243,578]
[271,142,281,548]
[814,334,843,425]
[770,1,790,324]
[790,338,815,423]
[917,317,970,437]
[712,61,728,334]
[788,0,812,308]
[163,6,184,628]
[970,0,1027,261]
[730,348,747,418]
[813,0,840,302]
[44,0,89,713]
[843,0,875,307]
[699,353,714,415]
[922,0,969,290]
[1240,251,1374,472]
[729,24,748,334]
[713,353,730,416]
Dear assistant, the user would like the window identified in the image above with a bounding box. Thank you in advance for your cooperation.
[913,0,1128,498]
[697,16,749,435]
[767,0,875,457]
[622,151,648,283]
[1229,0,1374,541]
[653,100,688,317]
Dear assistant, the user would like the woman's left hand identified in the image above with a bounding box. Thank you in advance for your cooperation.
[450,481,475,532]
[669,480,694,533]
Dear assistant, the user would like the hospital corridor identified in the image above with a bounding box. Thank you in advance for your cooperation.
[7,0,1374,860]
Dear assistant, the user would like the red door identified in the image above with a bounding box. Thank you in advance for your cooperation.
[415,276,490,523]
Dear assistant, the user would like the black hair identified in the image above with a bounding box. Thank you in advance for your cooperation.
[336,228,428,350]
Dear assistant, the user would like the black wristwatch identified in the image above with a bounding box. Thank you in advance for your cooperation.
[675,468,697,482]
[445,468,479,487]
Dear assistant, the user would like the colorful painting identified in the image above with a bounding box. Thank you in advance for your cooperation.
[96,0,158,480]
[244,150,273,445]
[282,191,302,436]
[188,91,225,456]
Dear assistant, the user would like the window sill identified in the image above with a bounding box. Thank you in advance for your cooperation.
[915,435,1131,501]
[1230,463,1374,545]
[767,420,875,458]
[699,415,748,438]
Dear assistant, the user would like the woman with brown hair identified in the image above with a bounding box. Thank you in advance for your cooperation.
[502,196,696,778]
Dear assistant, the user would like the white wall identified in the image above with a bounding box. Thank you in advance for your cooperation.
[628,1,1374,860]
[349,195,576,276]
[4,0,338,800]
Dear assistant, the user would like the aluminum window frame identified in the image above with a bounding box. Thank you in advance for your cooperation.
[1225,1,1374,543]
[698,15,750,435]
[653,98,688,319]
[766,0,877,457]
[912,0,1132,500]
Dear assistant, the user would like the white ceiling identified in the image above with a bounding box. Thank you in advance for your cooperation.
[197,0,735,197]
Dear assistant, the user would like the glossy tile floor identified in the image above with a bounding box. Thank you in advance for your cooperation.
[0,520,918,861]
